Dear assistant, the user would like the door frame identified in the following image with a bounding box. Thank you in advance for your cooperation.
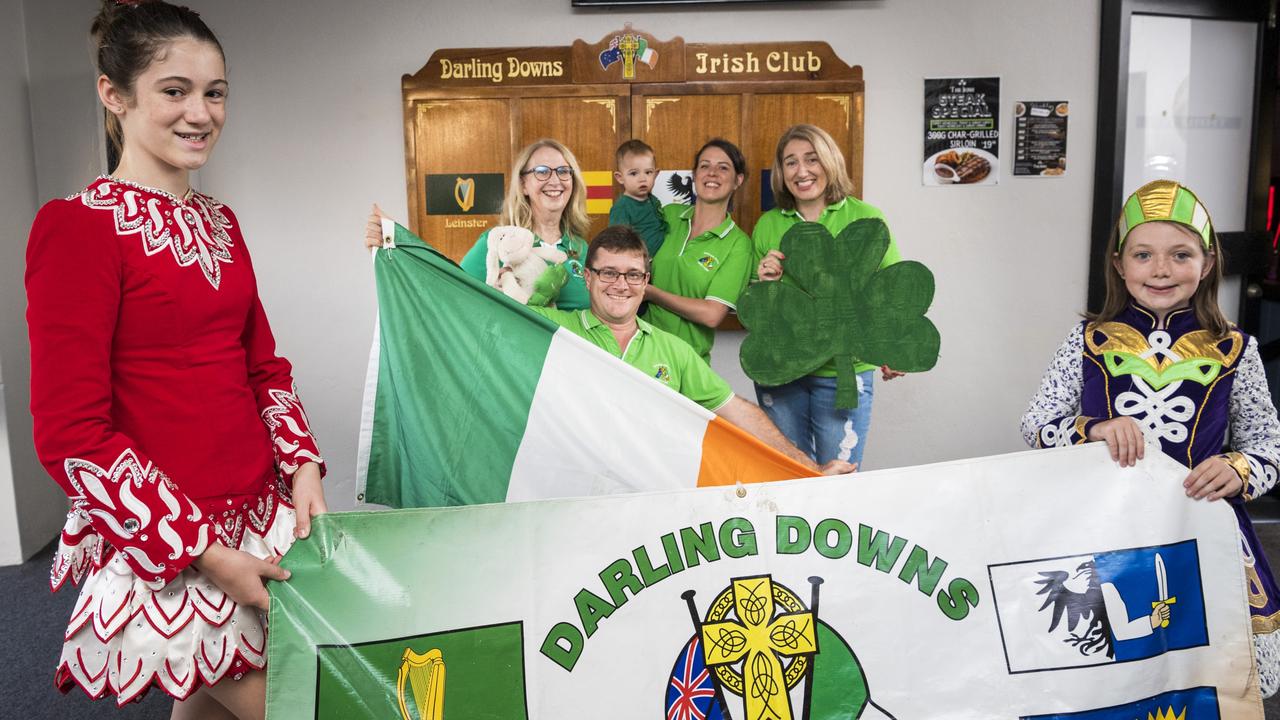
[1088,0,1277,328]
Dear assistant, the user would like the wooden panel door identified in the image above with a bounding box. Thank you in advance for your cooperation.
[517,94,628,239]
[749,92,864,221]
[409,98,511,261]
[634,92,745,218]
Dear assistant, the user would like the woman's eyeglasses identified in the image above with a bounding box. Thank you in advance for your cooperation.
[521,165,574,181]
[588,267,649,285]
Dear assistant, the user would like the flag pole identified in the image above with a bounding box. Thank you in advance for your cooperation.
[681,589,734,720]
[801,576,824,720]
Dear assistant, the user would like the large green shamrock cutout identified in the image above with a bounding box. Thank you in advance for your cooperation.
[738,218,940,408]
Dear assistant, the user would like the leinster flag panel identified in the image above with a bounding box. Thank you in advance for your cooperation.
[989,539,1206,673]
[1022,686,1219,720]
[313,621,529,719]
[424,173,504,216]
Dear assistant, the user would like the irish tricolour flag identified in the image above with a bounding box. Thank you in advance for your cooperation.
[356,224,811,508]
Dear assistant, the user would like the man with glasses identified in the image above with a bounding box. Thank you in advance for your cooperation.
[531,226,854,475]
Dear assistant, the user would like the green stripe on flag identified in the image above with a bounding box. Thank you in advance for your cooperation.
[363,225,560,507]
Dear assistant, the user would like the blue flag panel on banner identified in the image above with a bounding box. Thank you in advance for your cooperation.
[989,540,1207,673]
[1021,686,1219,720]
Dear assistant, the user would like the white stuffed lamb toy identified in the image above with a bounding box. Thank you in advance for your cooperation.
[484,226,568,305]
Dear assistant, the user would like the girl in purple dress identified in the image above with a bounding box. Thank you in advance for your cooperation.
[1022,179,1280,697]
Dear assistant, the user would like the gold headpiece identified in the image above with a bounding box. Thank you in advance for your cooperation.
[1117,180,1213,250]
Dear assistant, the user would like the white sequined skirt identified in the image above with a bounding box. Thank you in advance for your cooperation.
[52,491,296,706]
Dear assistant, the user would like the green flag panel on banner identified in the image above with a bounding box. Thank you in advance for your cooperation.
[315,622,528,719]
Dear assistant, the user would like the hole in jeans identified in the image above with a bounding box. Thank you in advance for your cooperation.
[836,419,859,462]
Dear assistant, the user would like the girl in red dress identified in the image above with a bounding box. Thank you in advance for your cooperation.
[25,2,326,717]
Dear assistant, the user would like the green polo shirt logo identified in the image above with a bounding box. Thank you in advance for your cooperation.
[697,253,719,271]
[652,364,672,383]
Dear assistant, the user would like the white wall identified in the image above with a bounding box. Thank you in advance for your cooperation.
[25,0,102,202]
[0,0,110,564]
[12,0,1103,527]
[0,0,33,565]
[0,0,67,565]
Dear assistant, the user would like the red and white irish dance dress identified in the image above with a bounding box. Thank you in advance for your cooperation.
[26,176,325,705]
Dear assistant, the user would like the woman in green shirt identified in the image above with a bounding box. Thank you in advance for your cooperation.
[752,124,903,469]
[643,138,753,363]
[459,139,591,310]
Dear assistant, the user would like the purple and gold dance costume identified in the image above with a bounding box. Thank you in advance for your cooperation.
[1023,302,1280,695]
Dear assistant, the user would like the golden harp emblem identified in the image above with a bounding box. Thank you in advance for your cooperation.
[454,177,476,213]
[397,647,445,720]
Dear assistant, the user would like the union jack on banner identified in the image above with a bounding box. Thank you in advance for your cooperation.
[664,636,723,720]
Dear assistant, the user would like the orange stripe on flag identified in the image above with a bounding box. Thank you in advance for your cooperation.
[696,416,814,487]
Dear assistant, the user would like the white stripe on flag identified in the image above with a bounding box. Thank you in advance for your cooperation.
[354,310,382,502]
[505,328,712,502]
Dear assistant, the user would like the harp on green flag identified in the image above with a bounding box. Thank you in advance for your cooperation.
[397,647,445,720]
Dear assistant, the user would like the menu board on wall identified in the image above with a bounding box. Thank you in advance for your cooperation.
[1013,101,1068,177]
[923,77,999,186]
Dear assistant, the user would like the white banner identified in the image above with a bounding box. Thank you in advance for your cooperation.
[268,444,1262,719]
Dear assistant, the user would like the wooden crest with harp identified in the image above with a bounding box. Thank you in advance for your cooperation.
[397,647,445,720]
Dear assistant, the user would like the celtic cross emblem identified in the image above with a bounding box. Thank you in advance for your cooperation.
[618,33,640,79]
[699,576,817,720]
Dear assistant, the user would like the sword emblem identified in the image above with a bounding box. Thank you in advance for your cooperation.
[1152,553,1178,628]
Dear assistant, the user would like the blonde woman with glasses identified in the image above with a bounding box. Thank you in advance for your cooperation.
[458,139,592,310]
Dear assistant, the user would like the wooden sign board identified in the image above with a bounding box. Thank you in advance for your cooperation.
[403,25,864,264]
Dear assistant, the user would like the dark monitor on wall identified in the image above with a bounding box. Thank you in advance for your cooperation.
[574,0,844,5]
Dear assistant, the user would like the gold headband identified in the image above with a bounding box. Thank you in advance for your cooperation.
[1116,179,1213,250]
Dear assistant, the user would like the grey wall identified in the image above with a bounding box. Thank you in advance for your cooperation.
[0,0,76,565]
[0,0,38,565]
[6,0,1104,559]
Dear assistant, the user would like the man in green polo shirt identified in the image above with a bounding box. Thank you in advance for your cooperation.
[535,226,852,476]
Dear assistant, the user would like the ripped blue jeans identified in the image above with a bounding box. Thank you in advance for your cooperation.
[754,371,874,468]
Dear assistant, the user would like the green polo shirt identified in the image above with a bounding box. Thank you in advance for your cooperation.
[531,307,735,412]
[459,228,590,311]
[644,204,752,362]
[608,194,668,258]
[751,196,900,377]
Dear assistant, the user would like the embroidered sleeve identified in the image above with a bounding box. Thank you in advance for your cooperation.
[1021,324,1097,448]
[1226,338,1280,500]
[237,244,325,488]
[27,202,213,588]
